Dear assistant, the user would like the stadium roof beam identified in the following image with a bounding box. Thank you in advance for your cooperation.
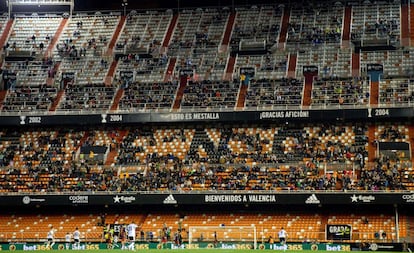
[7,0,74,17]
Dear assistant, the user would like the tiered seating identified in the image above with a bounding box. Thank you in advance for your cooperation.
[0,129,19,167]
[379,78,414,106]
[54,14,119,85]
[245,78,303,108]
[1,85,57,112]
[57,83,116,111]
[220,127,275,162]
[1,59,58,112]
[375,124,409,143]
[181,80,239,109]
[169,8,229,81]
[118,81,178,110]
[58,57,112,86]
[286,3,343,46]
[360,50,414,77]
[115,11,172,83]
[138,212,404,243]
[295,46,352,78]
[302,125,368,164]
[355,124,409,191]
[0,211,406,243]
[115,11,171,55]
[351,3,400,45]
[234,52,288,80]
[0,214,102,242]
[327,214,401,241]
[311,77,369,107]
[0,127,121,193]
[231,6,282,48]
[6,14,62,55]
[140,212,323,242]
[115,127,194,165]
[116,55,169,84]
[11,122,414,192]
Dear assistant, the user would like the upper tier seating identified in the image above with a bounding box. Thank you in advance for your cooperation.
[350,3,400,45]
[361,50,414,77]
[311,77,369,107]
[168,8,229,81]
[181,80,240,109]
[245,78,303,108]
[115,10,172,83]
[286,3,343,46]
[7,15,62,56]
[54,14,119,86]
[115,11,171,55]
[234,52,288,80]
[231,5,282,49]
[118,81,178,110]
[58,83,116,111]
[379,78,414,106]
[295,46,352,78]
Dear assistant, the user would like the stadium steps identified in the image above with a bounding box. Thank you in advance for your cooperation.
[105,59,119,86]
[46,17,68,57]
[341,6,352,48]
[105,129,128,166]
[172,76,187,110]
[302,74,313,107]
[287,53,297,78]
[0,19,13,51]
[408,125,414,165]
[219,11,236,53]
[224,56,236,81]
[48,80,67,111]
[369,81,379,105]
[235,84,248,109]
[401,3,410,47]
[367,125,376,163]
[163,58,177,82]
[46,61,61,86]
[410,4,414,46]
[351,52,360,77]
[277,7,290,49]
[107,15,126,56]
[407,215,414,242]
[110,86,124,111]
[161,13,179,51]
[0,90,7,109]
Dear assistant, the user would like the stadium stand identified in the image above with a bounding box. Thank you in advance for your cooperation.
[0,0,413,248]
[0,211,406,243]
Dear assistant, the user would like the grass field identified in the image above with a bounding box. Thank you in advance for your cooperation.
[16,250,400,253]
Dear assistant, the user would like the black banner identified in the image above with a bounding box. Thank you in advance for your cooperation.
[0,107,413,126]
[2,71,17,80]
[240,67,255,77]
[179,69,194,77]
[326,225,352,240]
[367,63,384,72]
[2,70,17,90]
[1,192,413,207]
[303,65,318,74]
[62,72,75,80]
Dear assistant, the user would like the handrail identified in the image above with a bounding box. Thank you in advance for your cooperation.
[2,102,414,116]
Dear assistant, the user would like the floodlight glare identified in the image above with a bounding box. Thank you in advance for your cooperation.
[7,0,74,16]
